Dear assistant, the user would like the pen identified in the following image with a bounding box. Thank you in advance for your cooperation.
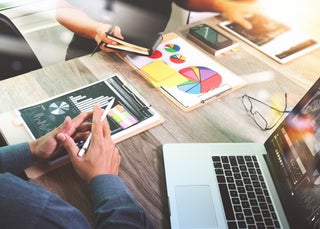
[77,97,115,157]
[90,25,115,56]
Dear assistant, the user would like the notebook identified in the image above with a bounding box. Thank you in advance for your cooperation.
[105,32,162,56]
[163,77,320,228]
[219,14,319,64]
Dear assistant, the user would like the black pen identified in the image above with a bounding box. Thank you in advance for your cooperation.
[90,25,115,56]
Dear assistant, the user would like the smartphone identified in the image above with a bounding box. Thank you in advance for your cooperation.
[188,24,237,55]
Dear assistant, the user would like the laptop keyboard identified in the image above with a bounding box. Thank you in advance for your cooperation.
[212,155,281,229]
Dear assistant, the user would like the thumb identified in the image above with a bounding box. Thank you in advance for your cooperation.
[56,133,79,159]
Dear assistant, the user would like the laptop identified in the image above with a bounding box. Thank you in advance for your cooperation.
[163,77,320,229]
[219,14,319,64]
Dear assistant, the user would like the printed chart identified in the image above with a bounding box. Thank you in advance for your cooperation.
[149,50,162,59]
[170,54,186,64]
[164,44,180,53]
[49,101,70,115]
[18,81,118,138]
[125,36,245,110]
[69,94,111,112]
[177,66,222,94]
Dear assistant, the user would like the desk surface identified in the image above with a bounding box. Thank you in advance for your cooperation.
[1,14,320,228]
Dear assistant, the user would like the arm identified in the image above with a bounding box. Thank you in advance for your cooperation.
[89,175,154,229]
[56,0,102,40]
[57,104,154,228]
[0,112,92,175]
[0,143,33,174]
[56,0,123,51]
[174,0,261,29]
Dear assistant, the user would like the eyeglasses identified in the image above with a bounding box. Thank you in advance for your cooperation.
[242,93,290,130]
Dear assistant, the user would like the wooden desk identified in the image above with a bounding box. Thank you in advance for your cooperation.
[0,15,320,228]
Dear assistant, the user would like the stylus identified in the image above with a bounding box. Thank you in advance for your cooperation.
[77,97,115,157]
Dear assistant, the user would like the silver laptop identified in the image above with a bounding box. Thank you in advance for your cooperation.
[163,77,320,229]
[219,14,319,64]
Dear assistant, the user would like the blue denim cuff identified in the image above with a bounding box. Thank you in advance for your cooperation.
[88,174,134,207]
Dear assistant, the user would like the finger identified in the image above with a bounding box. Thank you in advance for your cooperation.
[103,25,123,46]
[54,116,72,135]
[55,112,92,135]
[76,122,92,133]
[71,111,93,129]
[56,133,80,160]
[73,132,91,142]
[102,118,111,139]
[65,112,93,136]
[112,25,124,39]
[91,104,104,139]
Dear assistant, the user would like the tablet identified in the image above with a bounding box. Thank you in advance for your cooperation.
[219,14,319,64]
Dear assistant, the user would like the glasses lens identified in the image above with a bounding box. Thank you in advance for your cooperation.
[252,112,268,130]
[242,95,252,111]
[242,93,289,130]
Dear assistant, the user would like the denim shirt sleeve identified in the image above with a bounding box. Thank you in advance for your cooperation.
[0,142,33,175]
[88,174,154,229]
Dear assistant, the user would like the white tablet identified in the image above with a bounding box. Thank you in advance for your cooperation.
[219,14,319,64]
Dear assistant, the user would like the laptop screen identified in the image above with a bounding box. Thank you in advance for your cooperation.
[265,78,320,228]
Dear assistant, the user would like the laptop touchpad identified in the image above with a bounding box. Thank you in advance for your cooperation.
[175,185,218,228]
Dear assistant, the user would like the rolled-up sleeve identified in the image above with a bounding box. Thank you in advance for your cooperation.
[88,174,154,229]
[0,142,33,175]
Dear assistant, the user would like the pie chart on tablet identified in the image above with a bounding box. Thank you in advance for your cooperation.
[177,66,222,94]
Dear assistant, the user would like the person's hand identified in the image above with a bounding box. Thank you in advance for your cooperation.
[95,23,124,53]
[57,104,121,183]
[219,0,262,29]
[29,112,93,162]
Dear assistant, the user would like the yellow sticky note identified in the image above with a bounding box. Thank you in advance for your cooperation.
[141,60,187,87]
[141,60,175,82]
[162,72,188,88]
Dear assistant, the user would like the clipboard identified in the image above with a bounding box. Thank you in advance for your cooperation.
[118,33,246,112]
[1,74,164,179]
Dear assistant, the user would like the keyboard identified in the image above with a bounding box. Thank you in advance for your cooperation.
[212,155,281,229]
[225,14,289,46]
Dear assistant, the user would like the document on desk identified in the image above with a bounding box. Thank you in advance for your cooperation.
[15,74,164,179]
[124,33,246,112]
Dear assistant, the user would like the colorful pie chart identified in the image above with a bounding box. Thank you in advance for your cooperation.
[149,50,162,59]
[177,66,222,94]
[165,44,180,53]
[170,54,186,64]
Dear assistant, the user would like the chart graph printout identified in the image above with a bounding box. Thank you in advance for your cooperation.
[18,75,158,140]
[126,34,246,111]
